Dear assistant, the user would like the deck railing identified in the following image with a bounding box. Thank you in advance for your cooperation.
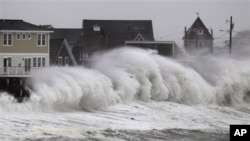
[0,66,43,77]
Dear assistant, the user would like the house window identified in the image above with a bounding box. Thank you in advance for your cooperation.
[16,33,21,40]
[58,56,62,66]
[3,33,12,46]
[65,57,69,66]
[38,58,41,67]
[42,58,46,67]
[27,33,31,40]
[37,34,46,46]
[33,57,45,67]
[198,29,203,35]
[3,57,12,73]
[33,58,37,67]
[22,33,26,40]
[198,40,203,48]
[93,24,100,31]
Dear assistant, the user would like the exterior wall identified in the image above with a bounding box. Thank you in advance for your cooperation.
[0,32,49,53]
[0,31,51,76]
[0,53,49,76]
[125,41,176,57]
[185,39,213,50]
[52,45,72,66]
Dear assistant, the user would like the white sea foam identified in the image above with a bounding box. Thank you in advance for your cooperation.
[0,46,250,140]
[0,47,249,113]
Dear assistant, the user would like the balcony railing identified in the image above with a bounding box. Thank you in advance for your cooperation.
[0,66,43,77]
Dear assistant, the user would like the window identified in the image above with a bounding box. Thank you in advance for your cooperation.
[93,24,100,31]
[16,33,21,40]
[58,56,62,66]
[42,58,45,67]
[27,33,31,40]
[65,57,69,66]
[3,57,12,73]
[38,58,41,67]
[33,57,46,67]
[33,58,37,67]
[198,29,203,35]
[198,40,203,48]
[80,52,90,60]
[3,33,12,46]
[37,34,46,46]
[22,33,26,40]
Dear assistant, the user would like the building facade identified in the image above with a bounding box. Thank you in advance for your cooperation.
[183,17,214,53]
[0,19,52,100]
[73,19,156,65]
[0,20,52,76]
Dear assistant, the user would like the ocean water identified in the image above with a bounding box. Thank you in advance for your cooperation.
[0,47,250,141]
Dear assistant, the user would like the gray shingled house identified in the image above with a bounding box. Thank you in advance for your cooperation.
[49,28,82,66]
[72,20,154,65]
[0,19,53,101]
[183,17,214,53]
[72,19,179,65]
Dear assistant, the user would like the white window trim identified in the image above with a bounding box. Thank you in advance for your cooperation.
[27,33,31,40]
[3,33,13,46]
[65,56,69,66]
[58,56,63,66]
[42,57,46,67]
[198,29,203,35]
[37,33,46,46]
[22,33,26,40]
[33,57,46,67]
[16,33,21,40]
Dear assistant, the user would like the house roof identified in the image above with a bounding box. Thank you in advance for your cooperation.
[0,19,49,31]
[51,28,82,45]
[73,19,155,53]
[50,38,65,64]
[50,38,77,65]
[82,19,154,41]
[183,17,213,40]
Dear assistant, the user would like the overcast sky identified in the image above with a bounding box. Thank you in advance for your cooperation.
[1,0,249,46]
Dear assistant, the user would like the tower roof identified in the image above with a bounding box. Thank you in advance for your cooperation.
[183,17,213,40]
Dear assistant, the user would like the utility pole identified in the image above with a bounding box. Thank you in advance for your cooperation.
[229,16,234,54]
[184,26,187,48]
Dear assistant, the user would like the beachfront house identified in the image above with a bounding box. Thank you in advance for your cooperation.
[183,17,214,53]
[0,19,52,99]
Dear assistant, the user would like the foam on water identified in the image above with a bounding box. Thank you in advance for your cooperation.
[0,47,250,113]
[0,46,250,140]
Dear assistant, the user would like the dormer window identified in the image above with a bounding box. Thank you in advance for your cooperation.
[93,24,100,31]
[198,29,203,35]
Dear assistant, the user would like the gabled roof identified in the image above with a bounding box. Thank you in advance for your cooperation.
[74,19,154,51]
[134,33,145,41]
[50,38,77,65]
[51,28,82,45]
[183,17,213,40]
[82,19,154,41]
[0,19,49,31]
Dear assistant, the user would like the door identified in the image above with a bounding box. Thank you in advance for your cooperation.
[24,58,31,73]
[3,57,11,73]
